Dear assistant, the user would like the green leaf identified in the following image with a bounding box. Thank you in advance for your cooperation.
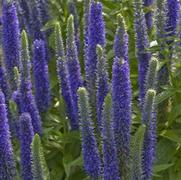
[153,164,174,173]
[155,89,175,105]
[155,138,177,165]
[161,130,181,144]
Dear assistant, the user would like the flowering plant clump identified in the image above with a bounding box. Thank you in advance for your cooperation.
[0,0,181,179]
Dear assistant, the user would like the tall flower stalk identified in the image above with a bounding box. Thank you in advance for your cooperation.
[20,30,42,135]
[0,90,17,180]
[142,89,156,180]
[55,23,77,130]
[78,87,101,179]
[2,0,21,91]
[156,0,176,130]
[141,56,158,179]
[134,0,151,107]
[66,15,82,129]
[102,94,120,180]
[112,57,132,179]
[86,1,106,118]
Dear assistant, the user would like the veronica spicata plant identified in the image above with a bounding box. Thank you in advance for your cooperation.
[78,87,101,179]
[2,0,21,91]
[102,94,120,180]
[134,0,151,107]
[86,1,106,119]
[66,15,82,129]
[19,30,42,135]
[55,23,77,130]
[112,57,132,179]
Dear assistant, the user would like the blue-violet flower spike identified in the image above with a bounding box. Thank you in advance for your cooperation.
[78,87,101,179]
[112,57,132,179]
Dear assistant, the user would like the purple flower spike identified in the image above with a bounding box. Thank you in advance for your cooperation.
[0,90,17,180]
[19,113,34,180]
[55,23,77,129]
[86,1,106,115]
[66,15,83,129]
[2,0,21,91]
[112,57,132,179]
[102,94,120,180]
[114,14,129,62]
[142,89,156,180]
[78,87,101,179]
[134,0,151,107]
[33,39,51,112]
[20,30,42,135]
